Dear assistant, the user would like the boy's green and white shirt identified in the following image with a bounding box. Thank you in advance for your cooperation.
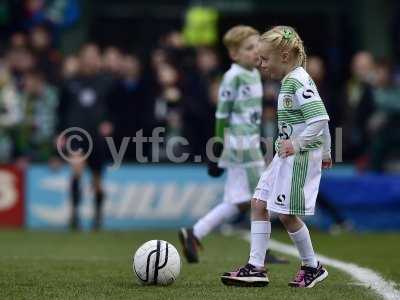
[277,67,329,150]
[216,63,264,167]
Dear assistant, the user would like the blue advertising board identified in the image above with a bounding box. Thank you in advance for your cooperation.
[26,165,224,230]
[316,168,400,231]
[26,164,400,231]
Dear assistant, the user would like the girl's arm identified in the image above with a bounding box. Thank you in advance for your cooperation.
[321,122,331,160]
[292,119,329,153]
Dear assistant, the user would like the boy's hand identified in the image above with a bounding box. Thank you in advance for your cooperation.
[207,141,224,177]
[278,140,295,158]
[207,161,224,177]
[322,158,332,169]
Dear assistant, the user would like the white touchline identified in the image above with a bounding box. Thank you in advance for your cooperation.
[242,233,400,300]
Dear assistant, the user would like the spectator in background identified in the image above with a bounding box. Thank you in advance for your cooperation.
[206,75,223,140]
[150,48,169,69]
[207,75,220,108]
[57,43,114,230]
[196,47,221,77]
[369,59,400,172]
[21,0,79,31]
[307,56,337,127]
[342,51,376,164]
[182,47,220,158]
[153,62,184,161]
[61,54,79,79]
[6,47,36,89]
[15,69,58,166]
[143,47,173,159]
[29,24,61,84]
[102,46,123,80]
[0,62,21,162]
[161,31,194,72]
[261,80,279,143]
[10,32,28,49]
[22,0,49,30]
[109,54,151,161]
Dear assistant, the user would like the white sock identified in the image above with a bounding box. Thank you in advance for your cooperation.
[288,224,318,268]
[193,202,239,240]
[248,221,271,268]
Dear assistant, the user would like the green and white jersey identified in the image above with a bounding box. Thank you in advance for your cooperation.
[277,67,329,150]
[216,63,264,167]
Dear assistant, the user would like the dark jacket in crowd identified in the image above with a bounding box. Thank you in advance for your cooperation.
[57,74,113,135]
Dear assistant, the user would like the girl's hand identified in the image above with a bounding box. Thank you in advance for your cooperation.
[278,140,295,158]
[322,158,333,169]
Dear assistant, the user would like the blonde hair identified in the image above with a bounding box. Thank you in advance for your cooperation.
[260,25,307,68]
[223,25,259,51]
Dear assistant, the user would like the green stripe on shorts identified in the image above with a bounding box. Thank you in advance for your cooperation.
[290,152,309,215]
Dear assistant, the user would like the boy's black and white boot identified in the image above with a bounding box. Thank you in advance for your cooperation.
[178,228,202,263]
[221,263,269,287]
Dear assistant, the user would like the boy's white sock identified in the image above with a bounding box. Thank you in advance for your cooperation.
[193,202,239,240]
[248,221,271,268]
[288,224,318,268]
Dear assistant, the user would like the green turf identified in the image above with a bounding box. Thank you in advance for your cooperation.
[0,229,391,299]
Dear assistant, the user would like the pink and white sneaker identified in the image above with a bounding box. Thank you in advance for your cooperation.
[289,262,328,288]
[221,263,269,287]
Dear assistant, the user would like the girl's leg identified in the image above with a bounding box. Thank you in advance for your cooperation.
[220,198,270,287]
[248,198,271,268]
[279,214,317,267]
[279,214,328,288]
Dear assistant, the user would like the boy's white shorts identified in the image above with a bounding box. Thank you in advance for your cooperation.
[223,165,264,204]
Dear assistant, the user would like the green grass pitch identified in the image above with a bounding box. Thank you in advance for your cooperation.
[1,229,399,299]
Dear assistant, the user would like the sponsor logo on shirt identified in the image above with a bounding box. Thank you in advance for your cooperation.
[302,89,315,99]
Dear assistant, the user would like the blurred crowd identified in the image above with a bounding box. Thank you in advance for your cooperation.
[0,24,399,171]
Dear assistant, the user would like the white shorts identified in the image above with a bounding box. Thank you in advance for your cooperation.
[223,165,264,204]
[253,149,322,215]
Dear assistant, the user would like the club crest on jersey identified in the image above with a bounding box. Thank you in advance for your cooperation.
[283,96,293,109]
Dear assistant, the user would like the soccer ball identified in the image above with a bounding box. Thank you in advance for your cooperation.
[133,240,181,285]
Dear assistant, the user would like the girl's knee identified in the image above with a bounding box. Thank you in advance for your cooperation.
[278,214,291,222]
[251,198,266,210]
[278,214,303,231]
[251,198,269,221]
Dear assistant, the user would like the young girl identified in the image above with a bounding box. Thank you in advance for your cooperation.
[221,26,332,288]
